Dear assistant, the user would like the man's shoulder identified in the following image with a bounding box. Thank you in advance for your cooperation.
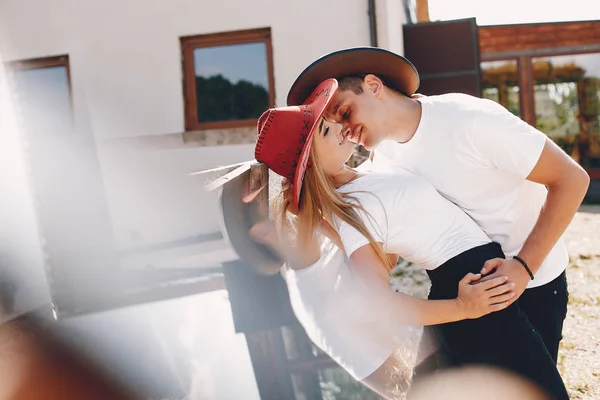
[415,93,486,136]
[425,92,488,111]
[422,93,510,133]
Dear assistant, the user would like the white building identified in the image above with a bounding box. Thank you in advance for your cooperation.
[1,0,408,259]
[4,1,599,398]
[0,1,413,399]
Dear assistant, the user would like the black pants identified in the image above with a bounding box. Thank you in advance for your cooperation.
[414,242,569,400]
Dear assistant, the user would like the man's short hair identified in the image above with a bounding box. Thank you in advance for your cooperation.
[338,75,366,95]
[337,75,409,97]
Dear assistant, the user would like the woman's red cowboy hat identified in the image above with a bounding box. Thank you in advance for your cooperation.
[255,78,339,208]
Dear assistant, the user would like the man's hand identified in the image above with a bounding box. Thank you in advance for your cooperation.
[478,258,531,302]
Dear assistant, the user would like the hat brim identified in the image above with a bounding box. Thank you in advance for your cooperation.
[287,47,419,106]
[291,79,338,207]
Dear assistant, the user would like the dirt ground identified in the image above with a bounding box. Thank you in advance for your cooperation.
[390,205,600,399]
[558,205,600,399]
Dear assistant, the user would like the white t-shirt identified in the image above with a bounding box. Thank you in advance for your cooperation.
[281,239,413,381]
[334,171,490,269]
[372,93,569,288]
[281,170,490,381]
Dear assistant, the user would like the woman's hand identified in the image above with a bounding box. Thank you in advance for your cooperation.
[250,219,321,269]
[456,273,516,319]
[249,178,320,268]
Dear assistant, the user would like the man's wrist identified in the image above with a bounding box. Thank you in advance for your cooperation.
[513,255,535,280]
[515,243,546,274]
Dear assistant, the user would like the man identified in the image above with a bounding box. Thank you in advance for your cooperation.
[279,47,588,397]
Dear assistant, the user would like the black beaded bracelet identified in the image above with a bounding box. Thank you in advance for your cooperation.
[513,255,534,280]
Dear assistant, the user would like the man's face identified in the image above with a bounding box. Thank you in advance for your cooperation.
[323,79,388,151]
[312,117,356,175]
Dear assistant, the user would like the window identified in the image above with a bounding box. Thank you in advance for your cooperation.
[478,20,600,180]
[532,53,600,168]
[481,59,521,117]
[180,28,275,131]
[7,55,72,135]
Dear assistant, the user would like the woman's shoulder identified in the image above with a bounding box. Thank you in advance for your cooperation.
[338,171,417,209]
[340,171,439,211]
[341,170,423,190]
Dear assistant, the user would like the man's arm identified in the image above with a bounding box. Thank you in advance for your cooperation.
[518,138,589,271]
[478,132,589,294]
[465,98,589,293]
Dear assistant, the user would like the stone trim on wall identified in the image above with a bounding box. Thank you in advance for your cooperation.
[182,125,257,146]
[105,126,257,150]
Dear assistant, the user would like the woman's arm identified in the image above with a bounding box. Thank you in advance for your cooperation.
[321,219,400,267]
[350,243,515,326]
[386,253,400,267]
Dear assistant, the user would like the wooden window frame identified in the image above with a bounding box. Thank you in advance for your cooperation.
[528,49,600,178]
[180,28,275,131]
[5,54,73,110]
[526,49,600,128]
[480,58,524,119]
[485,50,600,178]
[479,21,600,178]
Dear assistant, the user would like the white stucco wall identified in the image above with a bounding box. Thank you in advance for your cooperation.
[376,0,409,55]
[0,0,379,250]
[0,2,408,398]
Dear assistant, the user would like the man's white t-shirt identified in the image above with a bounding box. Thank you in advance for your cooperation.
[373,93,569,288]
[334,170,490,268]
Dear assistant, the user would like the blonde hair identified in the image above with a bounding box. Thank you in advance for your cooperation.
[273,146,392,271]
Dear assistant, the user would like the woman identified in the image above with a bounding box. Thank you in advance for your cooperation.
[252,78,536,394]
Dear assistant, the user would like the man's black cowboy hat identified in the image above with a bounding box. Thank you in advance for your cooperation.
[287,47,420,105]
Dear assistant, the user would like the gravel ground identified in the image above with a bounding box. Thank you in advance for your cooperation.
[390,205,600,399]
[558,205,600,399]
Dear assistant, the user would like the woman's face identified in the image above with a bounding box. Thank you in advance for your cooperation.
[312,117,356,175]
